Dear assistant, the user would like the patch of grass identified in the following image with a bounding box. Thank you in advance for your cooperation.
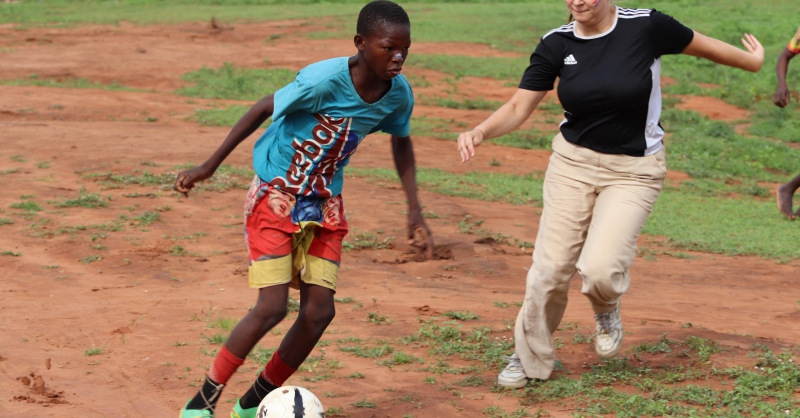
[286,295,300,313]
[520,345,799,417]
[0,218,14,226]
[747,100,800,143]
[0,168,20,175]
[10,155,27,162]
[339,344,394,359]
[176,63,296,101]
[442,310,480,321]
[662,109,800,182]
[402,321,513,372]
[201,332,227,345]
[419,96,504,111]
[410,115,464,141]
[79,255,102,264]
[248,346,278,365]
[208,315,238,332]
[10,201,42,212]
[191,105,273,128]
[325,407,346,417]
[409,54,527,81]
[1,250,22,257]
[348,167,544,206]
[1,75,136,91]
[52,192,108,209]
[491,128,557,150]
[36,161,50,169]
[350,166,800,260]
[133,211,160,226]
[350,230,394,250]
[377,351,424,368]
[351,398,377,408]
[83,347,105,356]
[367,312,391,325]
[347,371,365,379]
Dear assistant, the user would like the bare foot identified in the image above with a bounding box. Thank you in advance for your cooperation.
[776,183,796,220]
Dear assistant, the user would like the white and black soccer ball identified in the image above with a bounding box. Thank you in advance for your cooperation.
[257,386,325,418]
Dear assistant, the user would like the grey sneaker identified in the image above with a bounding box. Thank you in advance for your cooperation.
[497,354,530,388]
[594,302,623,359]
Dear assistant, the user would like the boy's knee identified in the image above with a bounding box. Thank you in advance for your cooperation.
[302,303,336,330]
[251,300,288,322]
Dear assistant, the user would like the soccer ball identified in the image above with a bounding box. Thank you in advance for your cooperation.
[256,386,325,418]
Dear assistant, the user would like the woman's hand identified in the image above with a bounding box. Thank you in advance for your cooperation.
[457,129,485,163]
[741,33,764,72]
[683,32,764,72]
[174,164,216,196]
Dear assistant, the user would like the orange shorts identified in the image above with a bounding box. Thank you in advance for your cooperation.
[244,176,348,291]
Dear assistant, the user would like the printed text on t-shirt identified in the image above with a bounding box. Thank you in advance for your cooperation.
[270,113,355,197]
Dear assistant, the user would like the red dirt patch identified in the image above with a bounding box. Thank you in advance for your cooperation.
[676,95,750,121]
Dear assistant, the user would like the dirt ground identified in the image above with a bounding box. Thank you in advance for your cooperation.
[1,21,798,418]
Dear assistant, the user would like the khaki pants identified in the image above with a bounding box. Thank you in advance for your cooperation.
[514,134,666,380]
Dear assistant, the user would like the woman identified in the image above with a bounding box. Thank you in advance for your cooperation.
[456,0,763,388]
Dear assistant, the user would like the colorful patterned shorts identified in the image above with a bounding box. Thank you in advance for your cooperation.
[244,175,348,291]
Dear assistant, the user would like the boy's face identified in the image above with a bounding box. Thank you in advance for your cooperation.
[355,23,411,81]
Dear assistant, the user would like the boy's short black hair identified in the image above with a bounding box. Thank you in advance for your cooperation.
[356,1,410,37]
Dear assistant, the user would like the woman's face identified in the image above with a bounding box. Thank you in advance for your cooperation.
[565,0,609,24]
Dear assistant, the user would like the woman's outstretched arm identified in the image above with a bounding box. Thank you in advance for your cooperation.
[682,32,764,72]
[457,89,548,163]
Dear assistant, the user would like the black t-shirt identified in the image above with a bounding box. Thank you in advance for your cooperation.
[519,8,694,156]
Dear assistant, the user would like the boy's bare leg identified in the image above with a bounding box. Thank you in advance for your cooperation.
[777,172,800,220]
[184,284,289,412]
[238,281,336,409]
[225,284,291,358]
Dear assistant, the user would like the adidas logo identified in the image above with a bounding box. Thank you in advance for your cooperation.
[564,54,578,65]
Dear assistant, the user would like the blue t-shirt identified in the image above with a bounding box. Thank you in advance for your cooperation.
[252,57,414,198]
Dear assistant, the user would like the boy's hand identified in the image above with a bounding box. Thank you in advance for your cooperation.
[407,208,434,259]
[774,84,791,108]
[174,164,215,196]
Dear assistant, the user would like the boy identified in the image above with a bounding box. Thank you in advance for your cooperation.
[774,26,800,220]
[175,2,432,417]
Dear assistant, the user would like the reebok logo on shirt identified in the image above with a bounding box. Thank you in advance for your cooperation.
[564,54,578,65]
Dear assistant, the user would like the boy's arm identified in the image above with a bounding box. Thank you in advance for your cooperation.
[391,134,434,258]
[174,94,275,195]
[775,48,797,108]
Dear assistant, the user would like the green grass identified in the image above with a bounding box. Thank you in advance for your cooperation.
[520,345,799,417]
[349,166,800,260]
[10,201,43,212]
[409,54,528,81]
[377,351,424,367]
[490,128,557,150]
[176,63,296,101]
[349,167,544,205]
[442,310,480,321]
[418,96,504,111]
[191,105,273,128]
[402,321,513,372]
[1,74,137,91]
[80,255,102,264]
[85,164,254,192]
[52,192,108,209]
[746,100,800,143]
[0,218,14,226]
[662,109,800,182]
[1,250,22,257]
[83,347,105,356]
